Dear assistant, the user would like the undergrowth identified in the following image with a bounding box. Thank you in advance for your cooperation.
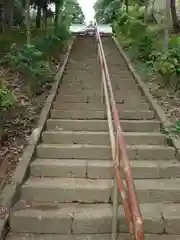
[114,5,180,92]
[0,88,15,111]
[165,120,180,139]
[112,5,180,133]
[0,24,70,109]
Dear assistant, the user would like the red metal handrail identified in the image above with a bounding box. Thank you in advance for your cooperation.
[95,23,144,240]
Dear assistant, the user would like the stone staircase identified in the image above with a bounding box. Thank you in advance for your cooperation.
[7,36,180,239]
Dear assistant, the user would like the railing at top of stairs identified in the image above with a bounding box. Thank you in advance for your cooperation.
[95,21,144,240]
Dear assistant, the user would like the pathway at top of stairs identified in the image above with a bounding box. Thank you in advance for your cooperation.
[7,36,180,240]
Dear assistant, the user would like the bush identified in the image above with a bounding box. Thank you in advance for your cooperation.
[126,5,145,20]
[135,32,155,60]
[34,22,70,61]
[152,47,180,89]
[7,44,53,94]
[117,5,144,22]
[114,5,180,91]
[115,9,155,61]
[168,36,180,48]
[35,35,62,60]
[0,88,15,111]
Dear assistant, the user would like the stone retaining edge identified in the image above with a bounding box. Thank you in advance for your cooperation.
[0,38,75,240]
[112,36,180,159]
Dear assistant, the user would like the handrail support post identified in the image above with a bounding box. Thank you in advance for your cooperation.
[112,178,118,240]
[101,77,104,103]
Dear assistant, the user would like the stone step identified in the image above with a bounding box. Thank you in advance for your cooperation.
[10,203,180,234]
[63,70,133,77]
[36,144,111,160]
[21,178,112,203]
[7,233,180,240]
[60,80,139,89]
[30,159,180,179]
[42,131,166,145]
[55,94,146,103]
[58,90,102,95]
[36,144,175,160]
[56,92,144,102]
[61,77,135,83]
[55,94,93,103]
[50,109,106,119]
[50,109,154,120]
[21,178,180,203]
[58,89,142,96]
[60,86,102,91]
[52,102,150,111]
[60,79,101,83]
[46,119,161,132]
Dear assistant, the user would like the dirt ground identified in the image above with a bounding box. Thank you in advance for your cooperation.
[134,61,180,125]
[146,78,180,122]
[0,49,67,190]
[0,68,50,189]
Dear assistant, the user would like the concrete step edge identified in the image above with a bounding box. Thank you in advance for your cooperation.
[46,119,161,123]
[42,131,164,136]
[30,159,180,179]
[22,177,180,190]
[10,203,180,234]
[7,233,180,240]
[36,143,174,150]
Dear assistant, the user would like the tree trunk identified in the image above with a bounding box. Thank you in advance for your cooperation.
[124,0,128,13]
[3,0,14,31]
[54,0,64,27]
[164,0,171,51]
[0,2,3,32]
[54,2,60,26]
[144,0,149,22]
[36,4,41,28]
[170,0,180,33]
[25,0,31,45]
[43,3,48,29]
[43,10,47,28]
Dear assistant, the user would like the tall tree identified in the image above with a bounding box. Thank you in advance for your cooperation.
[3,0,14,31]
[164,0,171,51]
[94,0,122,23]
[54,0,64,26]
[170,0,180,33]
[42,0,48,28]
[0,1,3,31]
[63,0,85,24]
[25,0,31,44]
[144,0,148,22]
[124,0,128,13]
[36,2,41,28]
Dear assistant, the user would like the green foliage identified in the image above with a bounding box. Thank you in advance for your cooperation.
[0,29,26,54]
[0,88,15,111]
[168,36,180,48]
[135,32,155,60]
[165,120,180,139]
[173,120,180,135]
[35,35,62,60]
[35,23,70,60]
[124,5,144,20]
[63,0,85,24]
[7,44,53,94]
[55,19,70,41]
[152,47,180,89]
[110,2,180,90]
[114,7,155,61]
[94,0,122,23]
